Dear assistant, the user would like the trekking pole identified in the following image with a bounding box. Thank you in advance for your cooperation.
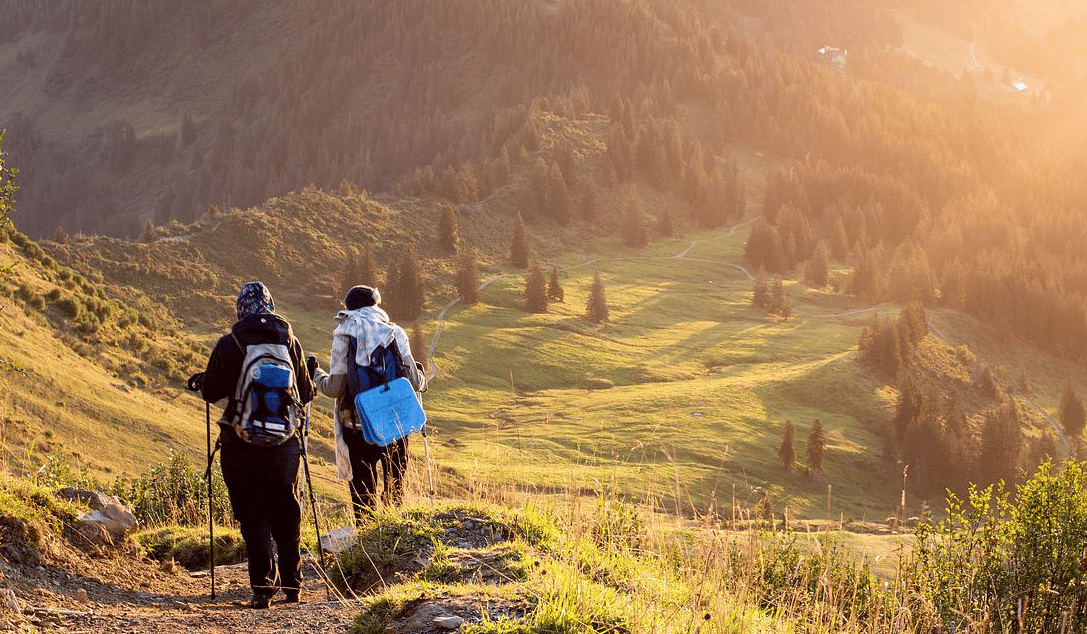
[187,372,215,600]
[421,424,435,499]
[204,400,216,600]
[300,382,329,600]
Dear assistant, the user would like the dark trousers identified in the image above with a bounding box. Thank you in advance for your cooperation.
[220,433,302,598]
[342,428,408,524]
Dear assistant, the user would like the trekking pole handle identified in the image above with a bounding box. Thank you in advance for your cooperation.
[187,372,205,392]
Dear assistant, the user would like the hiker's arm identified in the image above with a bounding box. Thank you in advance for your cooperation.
[314,333,348,398]
[291,338,315,404]
[201,335,238,403]
[313,368,347,398]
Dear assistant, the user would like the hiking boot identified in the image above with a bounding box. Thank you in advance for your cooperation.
[249,594,272,610]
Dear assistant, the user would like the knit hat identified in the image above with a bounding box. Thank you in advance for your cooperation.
[236,281,275,320]
[343,285,381,310]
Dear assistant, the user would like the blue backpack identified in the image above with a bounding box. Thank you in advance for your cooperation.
[344,337,425,445]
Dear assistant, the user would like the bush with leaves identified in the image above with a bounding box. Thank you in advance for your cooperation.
[111,451,231,528]
[908,460,1087,633]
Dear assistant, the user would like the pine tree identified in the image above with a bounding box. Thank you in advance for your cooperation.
[524,262,548,313]
[779,421,796,471]
[358,245,379,287]
[979,399,1022,485]
[547,266,564,302]
[622,199,648,248]
[456,249,480,305]
[580,187,597,221]
[548,163,571,226]
[586,271,609,324]
[769,277,792,318]
[752,274,770,309]
[658,208,674,238]
[391,246,424,321]
[806,419,826,473]
[410,322,427,373]
[437,206,459,254]
[804,240,830,288]
[1060,380,1086,441]
[511,212,529,269]
[745,218,786,274]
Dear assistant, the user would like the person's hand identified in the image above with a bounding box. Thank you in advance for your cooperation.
[186,372,205,392]
[306,355,319,377]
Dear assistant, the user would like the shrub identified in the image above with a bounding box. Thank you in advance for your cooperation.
[908,460,1087,633]
[133,525,246,570]
[111,451,231,528]
[54,295,81,319]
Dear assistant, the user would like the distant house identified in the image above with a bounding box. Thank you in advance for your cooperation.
[817,46,848,70]
[1012,80,1028,92]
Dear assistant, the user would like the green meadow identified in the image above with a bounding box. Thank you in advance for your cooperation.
[349,227,907,524]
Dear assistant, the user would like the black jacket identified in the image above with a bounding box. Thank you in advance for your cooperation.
[201,313,315,440]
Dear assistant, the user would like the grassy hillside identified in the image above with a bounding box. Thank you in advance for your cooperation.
[3,129,1073,527]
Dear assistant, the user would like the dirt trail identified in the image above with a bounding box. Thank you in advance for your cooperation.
[2,550,359,634]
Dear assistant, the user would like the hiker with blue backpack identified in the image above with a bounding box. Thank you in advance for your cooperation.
[309,285,427,526]
[200,282,315,609]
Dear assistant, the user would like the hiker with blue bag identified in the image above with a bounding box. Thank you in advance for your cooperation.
[309,285,427,525]
[200,282,315,609]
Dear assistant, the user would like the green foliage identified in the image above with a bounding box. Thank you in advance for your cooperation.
[110,451,230,528]
[545,266,563,302]
[978,399,1023,486]
[805,419,826,473]
[387,246,425,321]
[133,524,246,570]
[621,199,647,248]
[0,476,79,563]
[909,460,1087,633]
[0,131,17,230]
[352,593,414,634]
[510,213,529,269]
[523,263,547,313]
[803,240,829,288]
[457,249,480,305]
[332,510,438,591]
[745,532,884,627]
[585,271,608,324]
[752,275,791,318]
[588,494,644,553]
[437,206,460,254]
[1060,379,1086,440]
[778,421,796,471]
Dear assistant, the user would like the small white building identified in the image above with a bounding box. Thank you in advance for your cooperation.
[1012,80,1028,92]
[817,46,848,70]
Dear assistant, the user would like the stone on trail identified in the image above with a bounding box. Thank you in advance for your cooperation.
[3,587,19,613]
[434,615,464,629]
[55,487,138,544]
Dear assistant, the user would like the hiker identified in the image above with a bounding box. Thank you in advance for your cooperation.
[309,285,427,525]
[200,281,315,609]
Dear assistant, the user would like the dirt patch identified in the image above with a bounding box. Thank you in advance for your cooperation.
[382,594,534,634]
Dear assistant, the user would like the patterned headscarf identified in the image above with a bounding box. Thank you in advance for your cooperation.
[236,281,275,321]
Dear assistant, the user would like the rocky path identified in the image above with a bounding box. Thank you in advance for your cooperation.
[1,551,359,634]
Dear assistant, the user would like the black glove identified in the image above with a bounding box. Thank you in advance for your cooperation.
[186,372,205,392]
[306,355,319,377]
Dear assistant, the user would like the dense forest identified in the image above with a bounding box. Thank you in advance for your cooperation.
[0,0,914,238]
